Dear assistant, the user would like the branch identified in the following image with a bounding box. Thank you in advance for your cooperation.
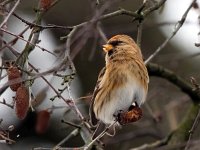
[145,0,197,64]
[61,119,81,129]
[147,63,200,103]
[131,63,200,149]
[167,104,200,145]
[0,132,15,144]
[84,122,117,150]
[0,26,29,52]
[132,63,200,149]
[0,98,14,109]
[11,1,167,34]
[184,104,200,150]
[136,1,147,48]
[0,28,55,56]
[12,12,73,30]
[130,132,173,150]
[142,0,166,18]
[106,128,163,145]
[0,0,20,29]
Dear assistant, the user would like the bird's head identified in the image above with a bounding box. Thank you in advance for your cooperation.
[103,35,143,61]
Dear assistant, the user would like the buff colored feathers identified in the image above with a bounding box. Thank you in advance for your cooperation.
[89,35,149,138]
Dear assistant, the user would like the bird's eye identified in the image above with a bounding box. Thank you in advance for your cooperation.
[109,40,123,46]
[108,49,113,56]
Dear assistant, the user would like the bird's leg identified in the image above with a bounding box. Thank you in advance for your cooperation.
[113,110,124,118]
[113,110,124,123]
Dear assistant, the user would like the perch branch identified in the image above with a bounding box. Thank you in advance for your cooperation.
[132,63,200,150]
[147,63,200,103]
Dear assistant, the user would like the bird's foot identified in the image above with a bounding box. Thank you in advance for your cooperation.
[113,110,124,121]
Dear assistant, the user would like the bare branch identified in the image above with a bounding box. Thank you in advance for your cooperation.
[84,122,117,150]
[145,0,197,64]
[184,78,200,150]
[0,98,14,109]
[12,12,73,30]
[0,28,56,56]
[0,26,29,52]
[147,63,200,103]
[61,119,81,129]
[0,0,20,29]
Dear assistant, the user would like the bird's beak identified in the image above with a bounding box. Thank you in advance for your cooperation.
[103,44,113,52]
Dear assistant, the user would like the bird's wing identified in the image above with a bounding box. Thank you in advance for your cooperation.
[89,67,106,126]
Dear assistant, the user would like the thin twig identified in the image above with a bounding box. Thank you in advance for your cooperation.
[155,140,200,150]
[0,98,14,109]
[0,26,29,52]
[96,23,108,42]
[184,105,200,150]
[95,0,100,5]
[137,22,143,48]
[136,0,147,48]
[106,128,162,145]
[2,43,87,127]
[130,132,173,150]
[12,12,73,30]
[0,0,20,29]
[184,78,200,150]
[0,132,15,144]
[145,103,160,122]
[0,28,56,56]
[84,122,117,150]
[145,0,197,64]
[61,119,81,129]
[142,0,166,18]
[33,147,82,150]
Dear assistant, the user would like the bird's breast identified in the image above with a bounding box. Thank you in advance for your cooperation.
[94,74,146,124]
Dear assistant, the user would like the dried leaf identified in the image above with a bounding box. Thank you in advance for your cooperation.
[15,86,29,120]
[7,67,22,91]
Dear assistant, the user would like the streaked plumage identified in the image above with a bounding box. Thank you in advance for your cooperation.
[89,35,149,138]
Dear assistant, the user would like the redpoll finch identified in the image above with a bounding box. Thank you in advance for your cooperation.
[89,35,149,139]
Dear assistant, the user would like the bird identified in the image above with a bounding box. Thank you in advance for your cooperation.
[89,34,149,139]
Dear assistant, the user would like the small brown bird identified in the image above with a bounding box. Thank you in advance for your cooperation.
[89,35,149,139]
